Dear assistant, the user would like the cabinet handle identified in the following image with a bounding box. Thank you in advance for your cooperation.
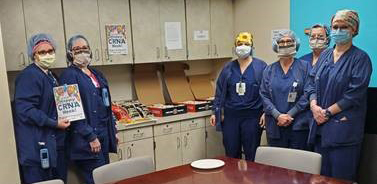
[164,46,168,59]
[156,47,160,59]
[95,49,100,62]
[189,123,198,128]
[118,148,123,161]
[184,135,188,148]
[163,127,173,134]
[105,48,111,62]
[133,132,144,139]
[19,52,25,67]
[177,137,180,149]
[127,147,131,159]
[214,44,218,56]
[207,44,210,56]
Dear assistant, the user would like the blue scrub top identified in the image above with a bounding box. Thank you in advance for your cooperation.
[308,46,372,146]
[270,61,297,113]
[300,52,314,69]
[225,61,261,110]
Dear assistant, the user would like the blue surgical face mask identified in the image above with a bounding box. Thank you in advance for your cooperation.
[330,29,352,45]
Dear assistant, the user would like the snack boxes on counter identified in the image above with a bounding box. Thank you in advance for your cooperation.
[112,100,154,124]
[178,100,213,112]
[148,104,187,117]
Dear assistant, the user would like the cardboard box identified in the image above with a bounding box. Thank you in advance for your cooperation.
[133,64,187,117]
[163,63,213,112]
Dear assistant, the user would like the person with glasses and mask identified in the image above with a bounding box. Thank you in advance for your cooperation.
[260,29,311,150]
[210,32,267,161]
[59,35,117,184]
[300,24,331,68]
[13,33,71,183]
[308,10,372,180]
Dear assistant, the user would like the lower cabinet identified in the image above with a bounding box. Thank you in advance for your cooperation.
[111,115,225,171]
[205,117,225,158]
[154,132,182,170]
[181,128,206,164]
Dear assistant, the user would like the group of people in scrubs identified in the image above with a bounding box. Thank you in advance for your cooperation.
[211,9,372,181]
[13,34,117,184]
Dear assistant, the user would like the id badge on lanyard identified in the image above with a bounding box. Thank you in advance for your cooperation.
[236,81,246,96]
[102,88,110,107]
[287,81,298,103]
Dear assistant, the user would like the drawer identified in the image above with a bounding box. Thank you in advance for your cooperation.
[124,126,153,142]
[204,116,211,127]
[154,122,180,136]
[181,118,205,131]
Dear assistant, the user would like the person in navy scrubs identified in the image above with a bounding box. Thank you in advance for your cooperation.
[13,33,70,183]
[59,35,118,184]
[210,32,267,161]
[300,24,331,68]
[308,10,372,180]
[260,29,311,150]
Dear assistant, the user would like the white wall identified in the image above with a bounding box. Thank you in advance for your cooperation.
[234,0,290,64]
[0,24,21,184]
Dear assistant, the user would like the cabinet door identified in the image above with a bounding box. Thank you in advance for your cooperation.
[63,0,103,66]
[110,143,126,163]
[186,0,211,60]
[130,0,161,63]
[154,133,182,171]
[124,138,154,163]
[0,0,28,71]
[181,128,206,164]
[159,0,187,61]
[210,0,233,58]
[98,0,133,65]
[206,126,225,158]
[23,0,67,68]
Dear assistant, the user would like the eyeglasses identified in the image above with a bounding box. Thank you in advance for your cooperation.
[72,46,90,54]
[277,40,294,46]
[36,49,55,56]
[310,34,326,40]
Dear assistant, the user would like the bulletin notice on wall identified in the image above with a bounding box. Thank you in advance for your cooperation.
[164,22,182,50]
[106,24,128,55]
[53,84,85,122]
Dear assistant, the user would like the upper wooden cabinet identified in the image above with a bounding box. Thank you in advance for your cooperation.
[63,0,103,66]
[210,0,234,58]
[186,0,211,60]
[98,0,133,65]
[159,0,187,62]
[130,0,161,64]
[0,0,29,71]
[23,0,67,68]
[131,0,187,64]
[186,0,234,60]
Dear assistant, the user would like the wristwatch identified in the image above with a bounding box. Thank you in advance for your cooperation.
[325,109,332,118]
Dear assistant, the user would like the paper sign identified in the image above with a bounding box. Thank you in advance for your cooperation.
[106,24,128,55]
[194,30,209,41]
[53,84,85,122]
[165,22,182,50]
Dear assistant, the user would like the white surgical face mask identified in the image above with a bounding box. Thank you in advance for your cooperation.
[37,53,56,69]
[277,45,296,58]
[73,52,91,67]
[235,45,251,59]
[309,38,328,49]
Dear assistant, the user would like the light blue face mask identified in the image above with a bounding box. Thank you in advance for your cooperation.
[330,29,352,45]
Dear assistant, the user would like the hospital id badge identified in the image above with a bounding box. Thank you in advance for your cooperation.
[287,92,297,102]
[236,82,246,96]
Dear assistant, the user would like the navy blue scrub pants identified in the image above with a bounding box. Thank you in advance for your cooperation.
[267,127,309,150]
[75,126,110,184]
[21,166,54,184]
[222,108,262,161]
[315,136,361,181]
[53,149,68,182]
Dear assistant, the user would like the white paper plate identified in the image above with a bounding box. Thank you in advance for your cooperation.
[190,159,225,169]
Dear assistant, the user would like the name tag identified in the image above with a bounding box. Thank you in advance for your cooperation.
[287,92,297,102]
[236,82,246,96]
